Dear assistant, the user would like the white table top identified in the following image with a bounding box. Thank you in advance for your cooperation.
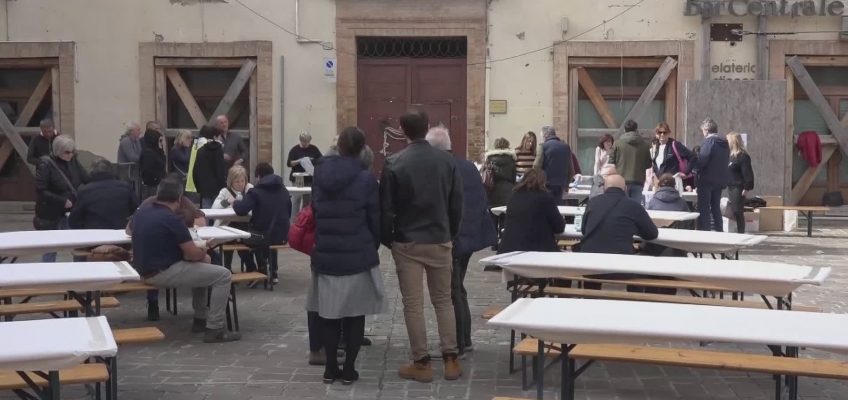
[564,189,590,200]
[0,261,139,290]
[557,226,768,253]
[286,186,311,195]
[192,226,251,241]
[480,251,829,297]
[490,206,699,224]
[0,229,132,257]
[0,316,117,371]
[488,298,848,353]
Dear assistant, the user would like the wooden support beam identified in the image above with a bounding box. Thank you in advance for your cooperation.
[0,139,13,172]
[50,67,60,132]
[795,56,848,67]
[154,68,168,129]
[576,67,617,129]
[209,59,257,123]
[785,66,795,203]
[578,128,656,138]
[568,67,579,145]
[664,68,678,133]
[155,58,248,68]
[0,107,34,176]
[165,68,207,128]
[827,150,841,192]
[786,56,848,156]
[620,57,678,129]
[15,71,52,128]
[791,146,836,205]
[568,57,665,68]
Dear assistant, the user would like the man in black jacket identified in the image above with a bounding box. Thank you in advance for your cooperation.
[69,159,138,229]
[380,110,464,383]
[691,118,730,231]
[26,119,56,165]
[580,174,658,254]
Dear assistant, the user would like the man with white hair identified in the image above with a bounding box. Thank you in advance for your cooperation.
[533,125,572,205]
[117,122,143,163]
[425,126,495,359]
[286,132,323,186]
[216,114,247,167]
[691,117,730,231]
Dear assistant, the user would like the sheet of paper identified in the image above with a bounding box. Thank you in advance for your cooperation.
[300,157,315,175]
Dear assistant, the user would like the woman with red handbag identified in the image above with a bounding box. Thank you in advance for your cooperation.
[651,122,695,188]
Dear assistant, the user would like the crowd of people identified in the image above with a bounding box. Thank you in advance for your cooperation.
[24,109,755,385]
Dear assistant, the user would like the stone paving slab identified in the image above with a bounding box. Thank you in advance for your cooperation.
[1,214,848,399]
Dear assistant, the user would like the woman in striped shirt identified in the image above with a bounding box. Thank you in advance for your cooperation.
[514,131,537,177]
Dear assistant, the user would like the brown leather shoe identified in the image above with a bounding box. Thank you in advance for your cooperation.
[443,353,462,380]
[399,356,433,383]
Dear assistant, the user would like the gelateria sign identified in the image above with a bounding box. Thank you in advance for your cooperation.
[685,0,846,17]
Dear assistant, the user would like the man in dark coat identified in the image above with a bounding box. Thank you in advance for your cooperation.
[193,125,228,208]
[233,162,291,282]
[580,174,658,255]
[533,126,572,205]
[69,159,138,229]
[426,126,495,358]
[691,118,730,231]
[27,119,56,165]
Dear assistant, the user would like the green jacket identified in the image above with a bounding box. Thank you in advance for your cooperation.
[609,131,652,184]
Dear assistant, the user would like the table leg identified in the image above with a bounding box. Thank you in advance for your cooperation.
[536,340,544,400]
[805,211,813,237]
[48,371,60,400]
[110,357,118,400]
[561,344,575,400]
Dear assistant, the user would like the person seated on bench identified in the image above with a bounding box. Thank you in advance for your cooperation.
[69,159,138,230]
[498,168,566,255]
[129,178,240,343]
[213,165,256,272]
[578,174,664,293]
[643,174,689,261]
[130,173,207,321]
[233,163,291,284]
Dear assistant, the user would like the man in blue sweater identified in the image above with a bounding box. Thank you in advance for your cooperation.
[691,118,730,231]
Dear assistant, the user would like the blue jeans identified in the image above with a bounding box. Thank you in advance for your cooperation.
[40,217,68,262]
[697,186,724,231]
[625,183,644,205]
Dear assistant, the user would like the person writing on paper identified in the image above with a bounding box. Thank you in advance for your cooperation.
[130,178,240,343]
[287,132,323,186]
[646,174,689,213]
[213,165,256,271]
[579,174,657,255]
[498,168,566,254]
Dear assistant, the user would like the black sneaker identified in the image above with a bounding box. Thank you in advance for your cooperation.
[191,318,207,333]
[147,301,160,322]
[341,369,359,385]
[323,368,342,384]
[361,337,372,346]
[203,329,242,343]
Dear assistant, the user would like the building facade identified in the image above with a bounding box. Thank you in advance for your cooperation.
[0,0,844,204]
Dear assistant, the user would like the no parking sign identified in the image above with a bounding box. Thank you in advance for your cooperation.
[323,57,337,82]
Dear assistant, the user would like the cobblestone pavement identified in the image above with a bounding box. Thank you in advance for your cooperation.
[2,214,848,399]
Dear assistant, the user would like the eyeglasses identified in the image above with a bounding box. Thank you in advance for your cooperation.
[657,131,669,134]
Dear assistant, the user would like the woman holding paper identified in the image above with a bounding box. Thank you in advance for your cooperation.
[287,132,323,186]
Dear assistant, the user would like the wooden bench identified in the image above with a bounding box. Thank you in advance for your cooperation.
[0,364,109,391]
[513,338,848,398]
[760,205,830,237]
[112,327,165,346]
[0,297,120,321]
[482,304,506,320]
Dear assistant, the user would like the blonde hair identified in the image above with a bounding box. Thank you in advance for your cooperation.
[727,132,746,157]
[226,165,248,190]
[175,130,192,147]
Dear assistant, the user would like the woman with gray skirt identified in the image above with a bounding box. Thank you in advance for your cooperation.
[306,126,386,385]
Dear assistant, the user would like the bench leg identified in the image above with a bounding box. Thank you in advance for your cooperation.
[536,339,544,400]
[48,371,59,400]
[561,344,575,400]
[165,289,171,313]
[805,212,813,237]
[230,284,240,332]
[109,357,118,400]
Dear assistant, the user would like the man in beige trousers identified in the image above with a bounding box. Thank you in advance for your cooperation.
[380,110,464,383]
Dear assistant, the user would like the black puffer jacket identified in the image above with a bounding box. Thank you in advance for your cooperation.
[68,171,138,229]
[193,140,228,199]
[233,174,291,245]
[35,156,88,221]
[485,150,517,207]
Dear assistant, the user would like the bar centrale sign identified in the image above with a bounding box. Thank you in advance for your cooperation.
[685,0,845,17]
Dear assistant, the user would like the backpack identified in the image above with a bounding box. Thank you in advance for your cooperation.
[288,205,315,255]
[482,161,495,191]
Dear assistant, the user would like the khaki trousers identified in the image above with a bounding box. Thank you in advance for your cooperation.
[392,242,458,360]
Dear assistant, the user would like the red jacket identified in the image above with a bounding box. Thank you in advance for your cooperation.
[796,131,822,168]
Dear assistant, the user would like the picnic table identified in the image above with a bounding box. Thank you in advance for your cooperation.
[0,261,139,317]
[557,225,767,257]
[480,251,829,299]
[760,205,830,237]
[490,206,699,227]
[488,298,848,400]
[0,316,117,399]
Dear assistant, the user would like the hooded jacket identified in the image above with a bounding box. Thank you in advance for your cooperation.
[646,186,689,212]
[192,140,228,199]
[139,130,166,187]
[233,174,291,245]
[609,131,652,184]
[69,171,138,229]
[310,155,380,276]
[692,134,730,188]
[484,149,517,207]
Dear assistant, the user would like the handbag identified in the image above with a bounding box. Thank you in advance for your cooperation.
[482,160,495,191]
[671,141,692,179]
[288,205,316,255]
[572,196,624,252]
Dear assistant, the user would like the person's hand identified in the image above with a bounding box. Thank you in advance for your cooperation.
[220,199,230,208]
[65,199,73,208]
[223,153,233,161]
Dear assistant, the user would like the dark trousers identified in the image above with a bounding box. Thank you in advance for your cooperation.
[547,185,564,206]
[307,311,322,352]
[451,252,473,352]
[223,249,257,272]
[727,185,746,233]
[697,185,724,231]
[319,315,365,374]
[253,246,278,279]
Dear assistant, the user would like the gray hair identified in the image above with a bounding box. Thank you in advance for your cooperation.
[52,134,75,156]
[542,125,557,139]
[425,126,452,151]
[125,122,140,135]
[701,118,718,133]
[299,132,312,143]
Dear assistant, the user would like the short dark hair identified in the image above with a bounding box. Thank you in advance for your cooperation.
[623,119,638,132]
[399,109,429,140]
[658,173,676,188]
[91,159,115,176]
[40,119,54,128]
[199,125,220,140]
[337,126,366,157]
[156,178,183,203]
[255,162,274,178]
[514,168,548,193]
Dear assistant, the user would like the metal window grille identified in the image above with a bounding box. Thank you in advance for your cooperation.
[356,37,467,58]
